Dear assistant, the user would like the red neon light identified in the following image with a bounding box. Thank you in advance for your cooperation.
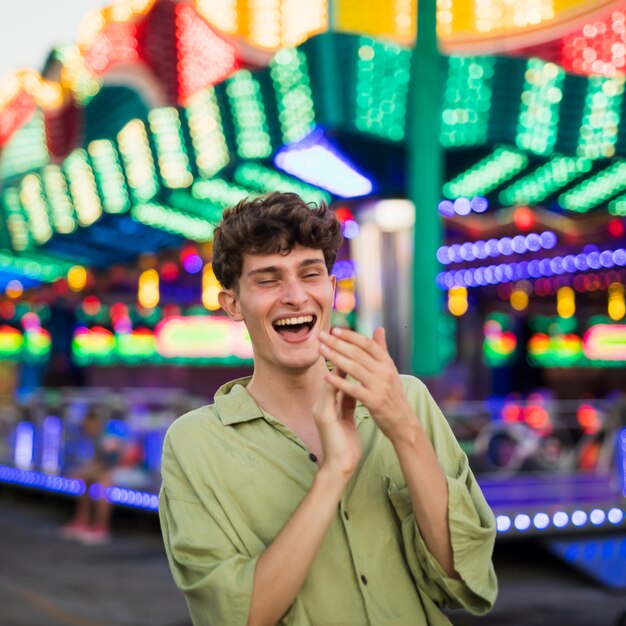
[83,24,140,74]
[175,3,238,102]
[562,11,626,76]
[513,206,535,231]
[0,90,37,146]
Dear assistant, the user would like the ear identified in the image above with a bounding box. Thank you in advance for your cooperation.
[218,288,244,322]
[330,273,337,293]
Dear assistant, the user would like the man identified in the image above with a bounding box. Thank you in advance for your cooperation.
[160,192,497,626]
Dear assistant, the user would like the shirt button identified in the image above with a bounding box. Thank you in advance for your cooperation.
[343,510,349,521]
[360,575,368,585]
[309,452,318,462]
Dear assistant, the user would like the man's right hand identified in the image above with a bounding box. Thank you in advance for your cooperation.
[312,368,362,479]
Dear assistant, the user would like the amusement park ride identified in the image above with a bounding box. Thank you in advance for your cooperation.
[0,0,625,588]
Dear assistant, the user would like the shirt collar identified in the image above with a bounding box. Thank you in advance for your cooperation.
[214,376,263,426]
[214,373,370,426]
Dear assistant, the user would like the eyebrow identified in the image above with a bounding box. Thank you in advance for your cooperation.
[247,258,326,277]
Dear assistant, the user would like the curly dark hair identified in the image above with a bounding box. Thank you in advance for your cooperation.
[212,192,343,290]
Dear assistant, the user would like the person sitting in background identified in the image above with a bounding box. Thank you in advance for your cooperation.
[60,406,129,545]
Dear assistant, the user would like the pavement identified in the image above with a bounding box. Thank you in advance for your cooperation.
[1,487,625,626]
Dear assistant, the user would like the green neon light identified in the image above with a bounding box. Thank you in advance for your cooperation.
[559,160,626,212]
[191,178,249,207]
[131,203,214,241]
[0,251,72,281]
[527,333,584,367]
[185,86,230,178]
[270,48,316,144]
[71,320,253,366]
[577,76,624,160]
[0,327,51,363]
[441,56,494,148]
[42,165,77,234]
[19,174,53,244]
[167,188,226,222]
[354,37,411,142]
[117,119,158,202]
[527,328,626,367]
[0,326,23,357]
[116,332,157,360]
[444,146,528,199]
[516,59,564,156]
[609,194,626,216]
[148,107,193,189]
[87,139,130,214]
[63,149,102,227]
[156,316,253,360]
[2,187,31,251]
[233,163,330,204]
[226,70,272,159]
[483,312,517,367]
[498,155,592,206]
[0,111,49,180]
[72,327,116,363]
[23,328,52,361]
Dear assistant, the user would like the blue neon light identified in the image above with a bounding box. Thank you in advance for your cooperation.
[14,422,34,469]
[274,127,373,198]
[0,465,84,494]
[41,416,62,474]
[437,247,626,289]
[106,486,159,511]
[437,231,557,265]
[0,465,622,529]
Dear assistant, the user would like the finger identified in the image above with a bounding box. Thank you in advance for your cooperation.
[313,377,339,420]
[321,332,387,375]
[340,388,357,415]
[324,371,373,407]
[330,327,389,361]
[373,326,388,351]
[320,343,378,388]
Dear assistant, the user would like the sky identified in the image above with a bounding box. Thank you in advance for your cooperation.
[0,0,109,83]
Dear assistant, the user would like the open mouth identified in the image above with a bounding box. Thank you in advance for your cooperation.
[272,314,317,339]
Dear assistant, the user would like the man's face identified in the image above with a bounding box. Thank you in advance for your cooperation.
[222,245,336,375]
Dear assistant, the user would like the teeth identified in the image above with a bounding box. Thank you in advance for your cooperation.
[274,315,314,327]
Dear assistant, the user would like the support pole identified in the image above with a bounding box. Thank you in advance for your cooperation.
[407,0,443,376]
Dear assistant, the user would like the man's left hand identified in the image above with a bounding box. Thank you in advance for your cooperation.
[319,327,419,441]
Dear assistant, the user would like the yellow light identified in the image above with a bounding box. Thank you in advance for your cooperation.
[335,0,415,46]
[67,265,88,292]
[6,280,24,299]
[448,286,468,316]
[510,289,529,311]
[557,286,575,318]
[138,269,159,308]
[608,282,625,321]
[35,81,64,109]
[202,264,221,311]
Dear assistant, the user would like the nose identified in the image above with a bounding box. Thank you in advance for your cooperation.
[280,277,308,308]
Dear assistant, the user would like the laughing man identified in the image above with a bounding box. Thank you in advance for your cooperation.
[159,192,497,626]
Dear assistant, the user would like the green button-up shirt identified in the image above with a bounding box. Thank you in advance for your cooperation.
[160,374,497,626]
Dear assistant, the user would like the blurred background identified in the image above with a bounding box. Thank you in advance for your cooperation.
[0,0,625,624]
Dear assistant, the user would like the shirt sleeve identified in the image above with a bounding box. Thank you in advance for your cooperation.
[159,432,259,626]
[386,376,498,615]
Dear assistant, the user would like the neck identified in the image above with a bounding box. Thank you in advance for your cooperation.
[246,358,327,424]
